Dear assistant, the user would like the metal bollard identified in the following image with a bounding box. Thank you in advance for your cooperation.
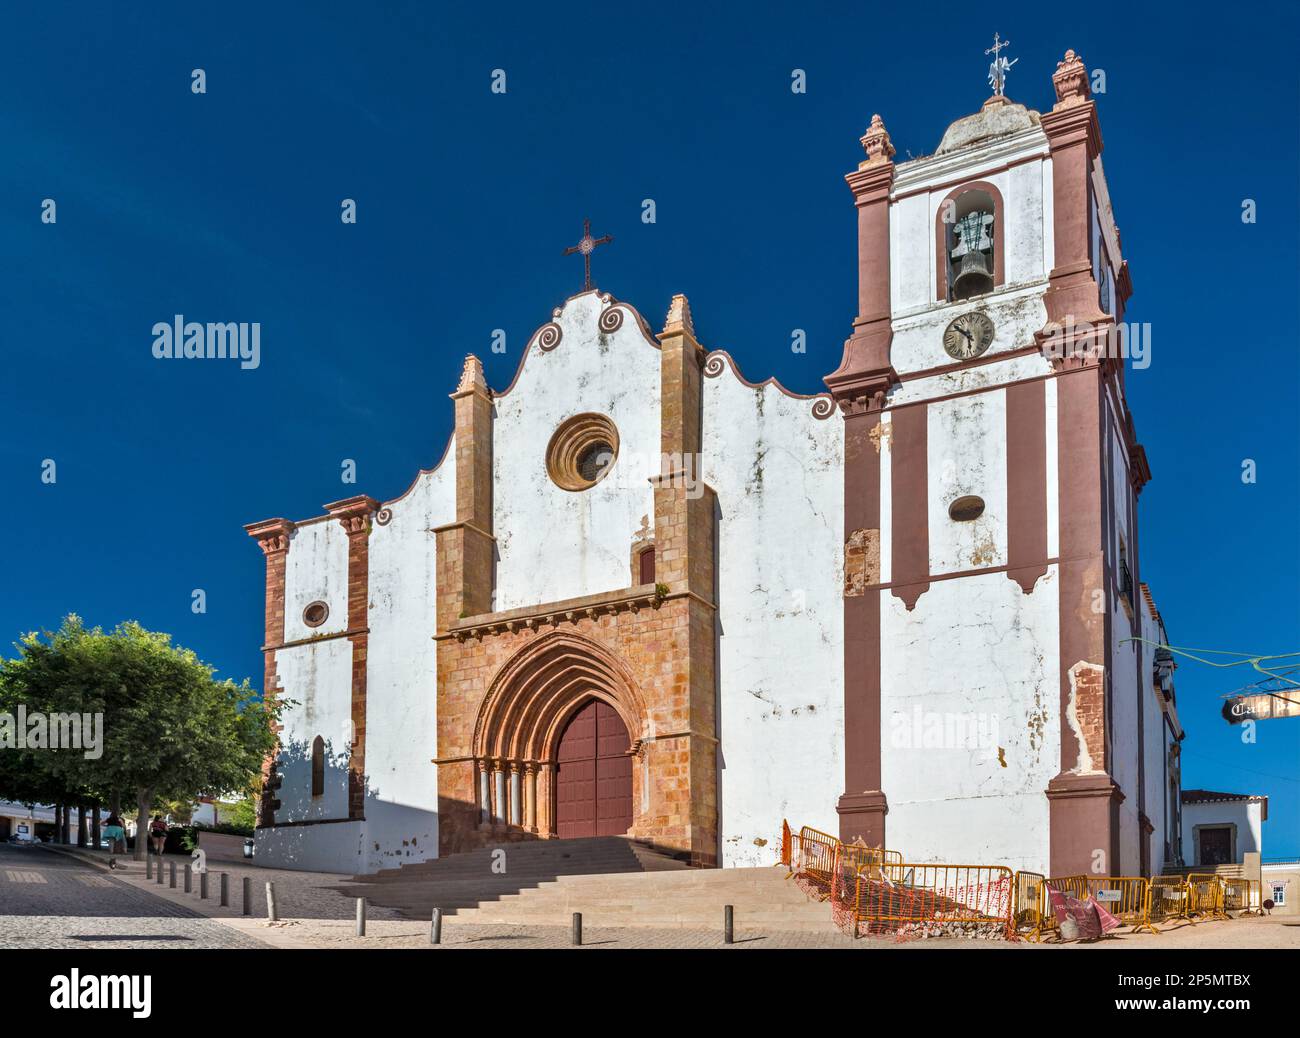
[184,867,192,894]
[200,871,209,900]
[356,898,366,937]
[266,882,278,922]
[220,873,229,907]
[724,904,734,944]
[242,876,251,916]
[169,862,176,888]
[572,912,582,946]
[430,907,442,945]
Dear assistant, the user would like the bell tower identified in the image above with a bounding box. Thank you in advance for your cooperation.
[827,45,1150,877]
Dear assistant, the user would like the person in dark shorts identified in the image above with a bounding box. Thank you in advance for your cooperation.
[148,814,168,857]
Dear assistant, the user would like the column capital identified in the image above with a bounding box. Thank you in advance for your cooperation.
[325,495,380,534]
[244,517,296,555]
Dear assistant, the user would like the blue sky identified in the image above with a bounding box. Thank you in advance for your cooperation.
[1,2,1297,855]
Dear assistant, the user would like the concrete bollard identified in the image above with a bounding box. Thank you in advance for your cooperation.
[220,873,229,907]
[169,862,176,888]
[156,858,164,884]
[430,907,442,945]
[266,882,278,922]
[572,912,582,947]
[200,871,209,900]
[146,855,152,879]
[184,867,192,894]
[242,876,251,916]
[724,904,734,944]
[356,898,366,937]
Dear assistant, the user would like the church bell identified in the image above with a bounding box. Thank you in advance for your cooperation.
[951,210,995,299]
[952,249,994,298]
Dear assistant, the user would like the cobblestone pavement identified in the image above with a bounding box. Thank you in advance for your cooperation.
[0,843,267,949]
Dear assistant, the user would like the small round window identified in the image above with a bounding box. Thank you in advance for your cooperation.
[303,601,329,628]
[948,495,985,522]
[546,413,620,491]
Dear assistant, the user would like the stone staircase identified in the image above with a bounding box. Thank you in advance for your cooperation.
[339,836,834,931]
[338,836,691,917]
[449,865,835,931]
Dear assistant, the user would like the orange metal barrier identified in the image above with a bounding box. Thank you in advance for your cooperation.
[834,861,1014,940]
[1222,878,1261,915]
[791,826,840,901]
[1148,875,1191,926]
[1012,871,1047,938]
[1187,874,1228,920]
[1086,877,1156,934]
[779,819,792,869]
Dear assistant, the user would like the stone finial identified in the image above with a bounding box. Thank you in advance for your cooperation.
[454,353,488,396]
[859,114,896,166]
[663,293,695,338]
[1051,49,1091,109]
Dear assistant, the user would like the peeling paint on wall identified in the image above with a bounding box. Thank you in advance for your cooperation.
[1065,660,1106,775]
[844,528,881,596]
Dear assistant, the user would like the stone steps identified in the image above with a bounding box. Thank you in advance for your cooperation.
[451,867,834,930]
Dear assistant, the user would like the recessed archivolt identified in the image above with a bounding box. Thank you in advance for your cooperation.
[473,631,649,763]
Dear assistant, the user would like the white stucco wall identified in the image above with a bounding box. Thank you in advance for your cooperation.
[282,519,349,642]
[362,443,456,872]
[701,358,843,866]
[879,569,1060,875]
[927,390,1007,575]
[492,294,660,611]
[1183,800,1264,866]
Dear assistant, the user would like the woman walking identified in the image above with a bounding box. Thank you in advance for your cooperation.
[103,813,126,870]
[148,814,168,857]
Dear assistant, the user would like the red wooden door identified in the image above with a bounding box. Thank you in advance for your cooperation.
[555,700,632,838]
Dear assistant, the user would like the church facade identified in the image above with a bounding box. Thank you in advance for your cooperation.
[245,49,1185,878]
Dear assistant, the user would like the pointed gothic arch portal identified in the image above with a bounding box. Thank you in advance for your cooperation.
[472,631,647,839]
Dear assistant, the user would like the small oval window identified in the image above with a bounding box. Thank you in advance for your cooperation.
[948,495,985,522]
[303,601,329,628]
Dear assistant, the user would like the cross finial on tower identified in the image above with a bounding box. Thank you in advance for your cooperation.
[985,33,1017,97]
[562,218,613,292]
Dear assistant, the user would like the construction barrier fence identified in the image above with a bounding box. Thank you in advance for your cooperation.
[1222,878,1261,915]
[1187,874,1228,920]
[778,820,1263,942]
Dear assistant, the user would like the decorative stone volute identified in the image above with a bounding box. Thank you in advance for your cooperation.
[858,114,895,168]
[1051,49,1091,109]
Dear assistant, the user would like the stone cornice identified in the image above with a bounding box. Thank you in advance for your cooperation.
[244,517,296,555]
[435,584,667,641]
[1039,100,1103,157]
[325,494,380,534]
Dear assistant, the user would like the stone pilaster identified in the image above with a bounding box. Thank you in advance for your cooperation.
[651,294,719,866]
[325,493,379,821]
[243,516,296,828]
[824,115,897,847]
[435,355,495,629]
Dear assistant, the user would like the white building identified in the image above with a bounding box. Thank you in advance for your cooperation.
[244,48,1182,878]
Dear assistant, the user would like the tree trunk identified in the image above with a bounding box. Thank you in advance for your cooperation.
[53,805,63,844]
[77,804,87,847]
[63,804,72,844]
[91,805,101,850]
[134,790,153,860]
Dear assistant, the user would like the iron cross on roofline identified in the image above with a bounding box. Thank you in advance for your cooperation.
[563,218,613,291]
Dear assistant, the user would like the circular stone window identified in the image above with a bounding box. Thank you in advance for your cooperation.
[546,413,620,491]
[302,600,329,628]
[948,495,986,522]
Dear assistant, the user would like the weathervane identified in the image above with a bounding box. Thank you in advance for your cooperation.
[985,32,1017,97]
[562,218,613,292]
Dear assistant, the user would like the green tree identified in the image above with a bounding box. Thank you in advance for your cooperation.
[0,616,278,859]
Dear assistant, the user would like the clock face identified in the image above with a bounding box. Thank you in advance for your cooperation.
[942,311,995,361]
